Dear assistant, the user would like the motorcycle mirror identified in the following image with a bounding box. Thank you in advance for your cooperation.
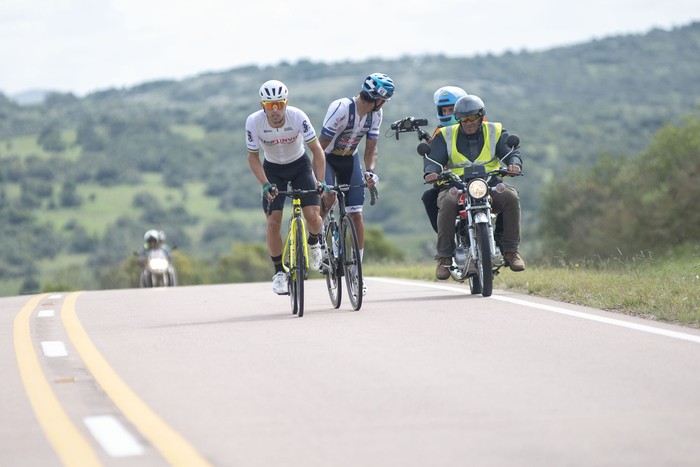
[506,134,520,148]
[417,142,431,157]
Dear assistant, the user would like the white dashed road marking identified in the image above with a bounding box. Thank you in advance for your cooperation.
[40,341,68,357]
[84,415,145,457]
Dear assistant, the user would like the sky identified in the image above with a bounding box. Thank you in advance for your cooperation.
[1,0,699,97]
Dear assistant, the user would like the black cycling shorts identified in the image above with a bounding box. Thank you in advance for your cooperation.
[263,155,320,212]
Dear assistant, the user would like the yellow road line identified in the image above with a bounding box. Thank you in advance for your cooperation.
[13,293,103,467]
[61,292,212,467]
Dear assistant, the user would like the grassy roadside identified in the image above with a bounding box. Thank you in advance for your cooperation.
[363,256,700,329]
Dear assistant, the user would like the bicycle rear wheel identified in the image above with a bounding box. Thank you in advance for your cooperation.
[295,219,306,317]
[341,216,362,311]
[324,218,342,308]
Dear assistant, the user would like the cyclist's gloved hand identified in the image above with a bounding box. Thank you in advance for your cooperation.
[364,170,379,187]
[317,180,330,194]
[262,182,278,199]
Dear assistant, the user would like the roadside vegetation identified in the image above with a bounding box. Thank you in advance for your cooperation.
[365,248,700,329]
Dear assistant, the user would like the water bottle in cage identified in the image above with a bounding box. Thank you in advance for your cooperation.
[333,229,339,257]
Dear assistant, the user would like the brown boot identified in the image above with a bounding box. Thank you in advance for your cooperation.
[435,257,452,280]
[504,251,525,272]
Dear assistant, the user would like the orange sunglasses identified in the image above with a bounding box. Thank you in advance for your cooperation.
[458,113,482,123]
[262,99,287,111]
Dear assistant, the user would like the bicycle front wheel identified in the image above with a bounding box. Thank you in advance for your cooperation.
[341,216,362,311]
[324,219,342,308]
[295,218,306,317]
[286,232,298,315]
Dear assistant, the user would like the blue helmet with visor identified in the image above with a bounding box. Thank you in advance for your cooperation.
[433,86,468,126]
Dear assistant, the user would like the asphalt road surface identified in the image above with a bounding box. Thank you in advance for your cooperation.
[3,277,700,466]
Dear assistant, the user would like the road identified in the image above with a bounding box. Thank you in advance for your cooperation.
[2,277,700,466]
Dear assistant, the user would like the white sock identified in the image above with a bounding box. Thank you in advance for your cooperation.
[359,248,364,262]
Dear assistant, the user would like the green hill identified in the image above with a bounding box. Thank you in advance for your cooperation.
[1,21,699,295]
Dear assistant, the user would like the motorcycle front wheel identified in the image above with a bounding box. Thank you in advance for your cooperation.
[475,222,493,297]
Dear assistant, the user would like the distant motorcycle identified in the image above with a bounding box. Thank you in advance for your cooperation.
[140,248,177,287]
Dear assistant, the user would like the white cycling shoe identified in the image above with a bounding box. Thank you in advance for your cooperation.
[272,271,288,295]
[309,243,323,271]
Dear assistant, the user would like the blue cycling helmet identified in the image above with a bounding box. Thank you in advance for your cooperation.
[433,86,468,126]
[361,73,395,100]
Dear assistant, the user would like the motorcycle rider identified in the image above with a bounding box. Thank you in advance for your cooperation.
[137,230,160,268]
[422,86,468,233]
[424,95,525,279]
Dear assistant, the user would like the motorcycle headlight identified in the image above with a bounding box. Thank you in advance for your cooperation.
[468,179,489,199]
[148,257,169,272]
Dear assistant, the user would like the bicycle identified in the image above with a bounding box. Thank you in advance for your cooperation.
[320,183,378,311]
[271,187,321,317]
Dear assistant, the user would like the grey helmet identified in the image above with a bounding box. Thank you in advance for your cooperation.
[453,95,486,121]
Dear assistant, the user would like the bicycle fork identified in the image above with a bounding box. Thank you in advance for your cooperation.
[283,200,310,274]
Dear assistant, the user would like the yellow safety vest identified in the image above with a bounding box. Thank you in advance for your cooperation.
[439,122,503,176]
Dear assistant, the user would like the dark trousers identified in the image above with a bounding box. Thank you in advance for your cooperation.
[436,186,521,257]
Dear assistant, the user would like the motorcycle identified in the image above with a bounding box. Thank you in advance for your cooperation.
[140,248,177,287]
[389,116,520,297]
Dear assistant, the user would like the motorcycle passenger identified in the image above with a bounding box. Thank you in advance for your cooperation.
[319,72,395,296]
[157,230,173,259]
[246,79,327,295]
[157,230,177,285]
[424,95,525,279]
[422,86,468,233]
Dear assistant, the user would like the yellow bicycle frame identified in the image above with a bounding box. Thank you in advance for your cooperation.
[282,196,309,273]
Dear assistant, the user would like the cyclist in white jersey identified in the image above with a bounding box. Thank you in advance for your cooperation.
[319,73,395,295]
[246,80,327,294]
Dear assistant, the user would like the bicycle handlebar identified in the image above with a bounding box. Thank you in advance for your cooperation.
[274,188,323,196]
[326,183,378,206]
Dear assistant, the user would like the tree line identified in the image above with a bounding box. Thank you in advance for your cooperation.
[1,22,699,294]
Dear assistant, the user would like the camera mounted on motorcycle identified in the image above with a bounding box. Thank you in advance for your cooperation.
[390,116,428,135]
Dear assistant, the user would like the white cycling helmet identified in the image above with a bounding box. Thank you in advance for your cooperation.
[259,80,289,101]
